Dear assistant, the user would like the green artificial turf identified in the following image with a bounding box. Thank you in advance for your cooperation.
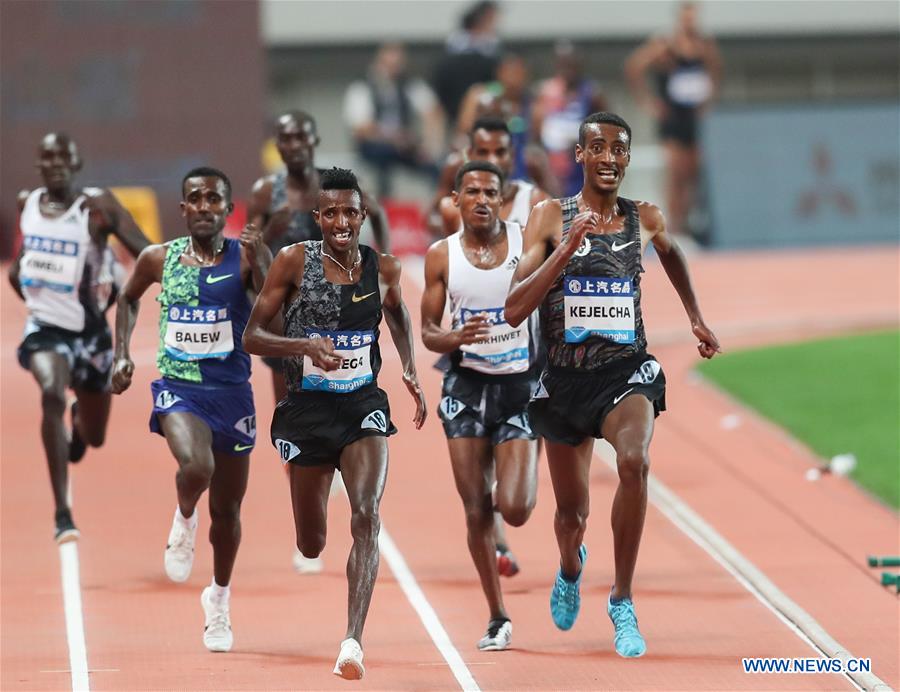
[698,330,899,508]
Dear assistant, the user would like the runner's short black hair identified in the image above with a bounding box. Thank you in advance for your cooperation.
[319,167,362,196]
[578,112,632,147]
[470,116,510,139]
[181,166,232,201]
[454,160,504,191]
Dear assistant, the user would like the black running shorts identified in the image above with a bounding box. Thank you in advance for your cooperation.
[529,353,666,446]
[270,385,397,468]
[438,369,538,446]
[17,318,113,392]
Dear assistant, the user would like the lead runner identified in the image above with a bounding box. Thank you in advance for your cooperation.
[505,112,720,657]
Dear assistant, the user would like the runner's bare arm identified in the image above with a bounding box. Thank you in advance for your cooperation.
[8,245,25,301]
[438,196,460,237]
[241,246,339,369]
[505,200,597,327]
[362,190,391,254]
[379,254,426,428]
[420,240,489,353]
[8,191,32,299]
[238,222,272,296]
[625,37,668,119]
[642,202,721,358]
[111,244,166,393]
[246,176,273,230]
[87,189,151,258]
[427,152,464,237]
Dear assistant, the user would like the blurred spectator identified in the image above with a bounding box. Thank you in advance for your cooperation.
[454,54,560,195]
[532,41,608,197]
[432,1,501,130]
[344,42,444,198]
[626,1,721,238]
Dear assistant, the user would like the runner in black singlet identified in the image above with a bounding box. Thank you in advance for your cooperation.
[505,112,720,658]
[242,167,426,680]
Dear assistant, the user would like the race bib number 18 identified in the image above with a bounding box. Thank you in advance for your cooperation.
[301,330,374,393]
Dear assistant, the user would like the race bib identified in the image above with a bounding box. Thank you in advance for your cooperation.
[458,306,529,374]
[164,304,234,361]
[564,276,635,344]
[302,330,374,393]
[19,235,80,293]
[667,67,712,108]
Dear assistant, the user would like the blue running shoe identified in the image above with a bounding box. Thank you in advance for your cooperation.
[607,595,647,657]
[550,544,587,630]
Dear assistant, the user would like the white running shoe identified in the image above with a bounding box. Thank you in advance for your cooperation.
[292,548,324,574]
[329,471,345,498]
[201,586,233,652]
[164,507,197,583]
[477,618,512,651]
[333,637,365,680]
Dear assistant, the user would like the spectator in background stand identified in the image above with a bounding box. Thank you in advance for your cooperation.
[626,2,721,239]
[345,42,444,198]
[433,1,501,132]
[533,41,608,197]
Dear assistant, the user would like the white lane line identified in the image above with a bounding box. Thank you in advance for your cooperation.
[58,541,90,692]
[594,442,890,692]
[379,528,481,692]
[334,471,479,691]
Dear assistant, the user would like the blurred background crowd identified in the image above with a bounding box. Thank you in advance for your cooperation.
[2,0,898,257]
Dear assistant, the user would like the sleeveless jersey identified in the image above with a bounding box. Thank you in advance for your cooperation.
[19,188,94,332]
[156,237,252,385]
[267,170,322,255]
[282,241,383,394]
[447,221,530,377]
[506,181,534,229]
[540,195,647,371]
[658,56,712,111]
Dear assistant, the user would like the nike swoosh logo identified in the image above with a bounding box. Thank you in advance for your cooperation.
[612,387,635,405]
[206,273,233,284]
[233,443,253,452]
[351,291,376,303]
[611,241,636,252]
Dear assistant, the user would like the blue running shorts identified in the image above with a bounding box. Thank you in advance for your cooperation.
[149,378,256,455]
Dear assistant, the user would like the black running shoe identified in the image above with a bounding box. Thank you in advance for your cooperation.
[69,401,86,463]
[54,508,80,544]
[477,617,512,651]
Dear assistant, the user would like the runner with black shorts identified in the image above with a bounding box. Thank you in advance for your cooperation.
[9,132,149,543]
[242,167,426,680]
[505,112,720,657]
[433,117,550,577]
[422,160,539,651]
[248,112,393,575]
[112,167,271,653]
